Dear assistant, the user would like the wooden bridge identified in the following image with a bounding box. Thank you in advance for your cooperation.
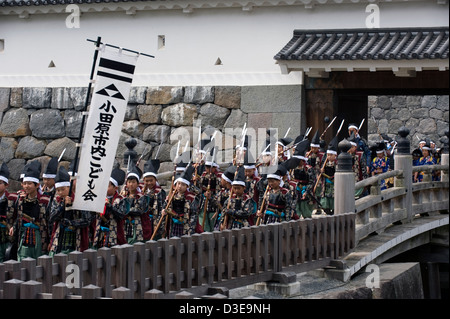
[0,128,448,299]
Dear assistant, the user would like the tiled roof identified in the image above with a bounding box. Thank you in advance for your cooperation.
[275,27,449,61]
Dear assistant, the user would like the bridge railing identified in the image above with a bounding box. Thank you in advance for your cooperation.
[0,213,355,299]
[352,165,449,244]
[335,127,449,246]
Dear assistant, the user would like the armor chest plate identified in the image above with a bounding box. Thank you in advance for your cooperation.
[172,198,185,214]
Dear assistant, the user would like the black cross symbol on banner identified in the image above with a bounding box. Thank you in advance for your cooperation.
[96,84,125,100]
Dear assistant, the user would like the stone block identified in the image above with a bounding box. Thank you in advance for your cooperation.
[184,86,214,104]
[44,137,77,161]
[142,124,171,144]
[161,103,197,127]
[373,263,424,299]
[137,104,162,124]
[51,87,74,110]
[29,109,65,139]
[15,136,47,159]
[241,85,301,113]
[0,88,10,113]
[22,87,52,109]
[214,86,241,109]
[146,86,184,105]
[198,103,230,129]
[0,137,18,163]
[69,87,89,111]
[223,109,247,131]
[0,108,31,137]
[122,120,147,138]
[64,110,83,139]
[9,88,22,108]
[128,86,147,104]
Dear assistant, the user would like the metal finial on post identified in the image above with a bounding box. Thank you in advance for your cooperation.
[336,138,352,172]
[396,126,410,155]
[123,137,138,168]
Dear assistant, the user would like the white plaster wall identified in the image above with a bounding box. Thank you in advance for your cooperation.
[0,1,448,87]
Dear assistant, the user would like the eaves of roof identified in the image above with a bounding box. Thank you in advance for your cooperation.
[275,27,449,77]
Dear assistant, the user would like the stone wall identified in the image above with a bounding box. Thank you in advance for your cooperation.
[0,85,302,192]
[368,95,449,146]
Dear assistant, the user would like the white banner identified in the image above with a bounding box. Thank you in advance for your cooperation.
[72,47,138,213]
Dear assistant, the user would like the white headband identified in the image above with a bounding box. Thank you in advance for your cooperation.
[221,175,232,184]
[127,173,140,181]
[55,181,71,189]
[267,174,282,180]
[143,172,157,179]
[175,177,190,186]
[23,177,40,184]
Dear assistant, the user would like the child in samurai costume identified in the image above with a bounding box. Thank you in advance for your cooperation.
[41,157,58,198]
[220,166,257,229]
[10,161,50,261]
[48,166,93,256]
[117,165,150,244]
[141,159,166,240]
[371,142,390,190]
[243,150,260,225]
[276,136,293,164]
[90,167,126,249]
[413,139,437,183]
[348,132,369,198]
[193,148,221,233]
[256,164,294,224]
[0,163,18,262]
[319,136,338,215]
[212,164,236,231]
[159,164,197,238]
[291,138,316,219]
[307,130,325,212]
[256,137,277,211]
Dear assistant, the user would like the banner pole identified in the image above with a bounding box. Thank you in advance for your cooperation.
[69,36,102,196]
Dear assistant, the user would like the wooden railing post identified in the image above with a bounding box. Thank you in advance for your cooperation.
[334,138,355,215]
[394,127,413,222]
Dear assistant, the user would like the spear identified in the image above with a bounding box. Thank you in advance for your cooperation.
[136,145,150,166]
[320,116,337,139]
[151,140,180,240]
[284,127,291,139]
[358,118,365,131]
[58,148,66,162]
[336,119,345,136]
[313,124,342,194]
[201,169,212,231]
[371,115,383,140]
[256,185,271,226]
[183,140,190,153]
[154,143,163,160]
[220,167,239,231]
[303,127,312,140]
